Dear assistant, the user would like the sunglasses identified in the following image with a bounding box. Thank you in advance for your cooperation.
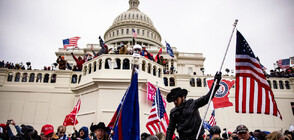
[59,132,65,134]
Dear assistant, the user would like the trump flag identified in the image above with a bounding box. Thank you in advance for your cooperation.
[207,79,235,109]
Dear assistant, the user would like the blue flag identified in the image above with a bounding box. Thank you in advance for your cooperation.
[165,41,174,58]
[112,72,140,140]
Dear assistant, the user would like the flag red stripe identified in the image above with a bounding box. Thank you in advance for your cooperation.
[235,77,240,113]
[236,58,262,69]
[242,77,247,113]
[236,73,271,91]
[265,90,270,114]
[249,78,254,113]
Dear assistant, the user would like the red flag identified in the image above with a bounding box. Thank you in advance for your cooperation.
[235,31,282,119]
[63,98,81,126]
[154,48,163,62]
[207,78,235,109]
[147,82,167,108]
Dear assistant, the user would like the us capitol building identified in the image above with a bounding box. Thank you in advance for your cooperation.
[0,0,293,134]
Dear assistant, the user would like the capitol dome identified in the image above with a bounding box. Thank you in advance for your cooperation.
[104,0,162,47]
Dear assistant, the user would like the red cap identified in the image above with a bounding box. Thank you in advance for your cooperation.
[0,124,6,131]
[41,124,54,136]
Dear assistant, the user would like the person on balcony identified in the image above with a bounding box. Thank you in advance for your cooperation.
[56,56,68,70]
[71,52,85,71]
[118,43,128,54]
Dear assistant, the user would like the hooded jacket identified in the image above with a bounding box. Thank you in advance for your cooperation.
[72,54,85,71]
[79,127,90,140]
[166,84,220,140]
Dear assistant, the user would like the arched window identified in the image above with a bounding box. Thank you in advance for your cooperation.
[98,59,102,70]
[29,73,35,82]
[14,73,20,82]
[273,80,277,89]
[88,64,92,74]
[196,78,202,87]
[190,78,195,87]
[72,74,77,84]
[142,30,145,35]
[279,81,284,89]
[203,78,207,87]
[285,81,290,89]
[105,58,112,69]
[78,75,82,84]
[123,59,130,69]
[36,73,42,82]
[153,66,157,76]
[137,29,140,35]
[117,30,119,36]
[267,80,271,88]
[158,68,161,78]
[43,74,49,83]
[126,29,129,34]
[170,77,175,86]
[142,61,146,71]
[51,74,56,83]
[163,77,168,86]
[7,72,13,82]
[115,59,121,69]
[121,29,124,35]
[22,73,28,82]
[93,61,97,72]
[148,63,151,74]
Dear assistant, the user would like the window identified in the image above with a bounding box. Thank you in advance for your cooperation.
[121,29,124,35]
[151,33,153,38]
[137,29,140,35]
[51,74,56,83]
[190,78,195,87]
[114,59,121,69]
[291,102,294,115]
[142,30,145,35]
[15,73,20,82]
[153,66,157,76]
[22,73,28,82]
[170,77,175,86]
[36,73,42,82]
[203,78,207,87]
[285,81,290,89]
[273,80,277,89]
[196,78,202,87]
[148,63,151,74]
[126,29,129,34]
[267,80,271,88]
[29,73,35,82]
[142,61,146,71]
[147,31,149,37]
[123,59,130,69]
[279,81,284,89]
[7,72,13,82]
[105,58,112,69]
[72,74,77,84]
[43,74,49,83]
[88,64,92,74]
[113,32,114,37]
[158,69,161,77]
[117,30,119,36]
[163,77,168,86]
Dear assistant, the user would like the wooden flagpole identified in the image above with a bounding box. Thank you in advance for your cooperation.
[196,19,238,140]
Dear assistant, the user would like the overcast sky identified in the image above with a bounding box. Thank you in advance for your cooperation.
[0,0,293,75]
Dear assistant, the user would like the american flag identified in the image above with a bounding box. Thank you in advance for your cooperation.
[208,110,216,126]
[277,59,290,70]
[235,30,282,119]
[146,88,169,135]
[63,36,81,49]
[132,29,137,38]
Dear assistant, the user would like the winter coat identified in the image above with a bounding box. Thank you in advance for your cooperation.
[72,54,85,71]
[166,85,220,140]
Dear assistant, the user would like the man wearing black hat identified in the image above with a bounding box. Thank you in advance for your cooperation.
[166,72,222,140]
[236,125,256,140]
[90,122,110,140]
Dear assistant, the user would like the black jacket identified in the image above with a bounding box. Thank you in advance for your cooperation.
[166,85,219,140]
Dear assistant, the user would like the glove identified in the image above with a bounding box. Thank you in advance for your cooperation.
[214,71,222,85]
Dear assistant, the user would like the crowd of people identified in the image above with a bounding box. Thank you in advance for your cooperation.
[0,61,31,70]
[56,42,168,72]
[268,67,294,78]
[0,119,293,140]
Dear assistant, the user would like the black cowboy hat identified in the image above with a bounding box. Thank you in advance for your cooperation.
[90,122,110,133]
[166,87,188,103]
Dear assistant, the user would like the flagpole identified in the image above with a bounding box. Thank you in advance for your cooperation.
[196,19,238,140]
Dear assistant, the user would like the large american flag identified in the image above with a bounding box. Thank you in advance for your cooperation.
[63,36,81,49]
[208,110,216,126]
[235,30,282,119]
[146,88,169,135]
[277,59,290,70]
